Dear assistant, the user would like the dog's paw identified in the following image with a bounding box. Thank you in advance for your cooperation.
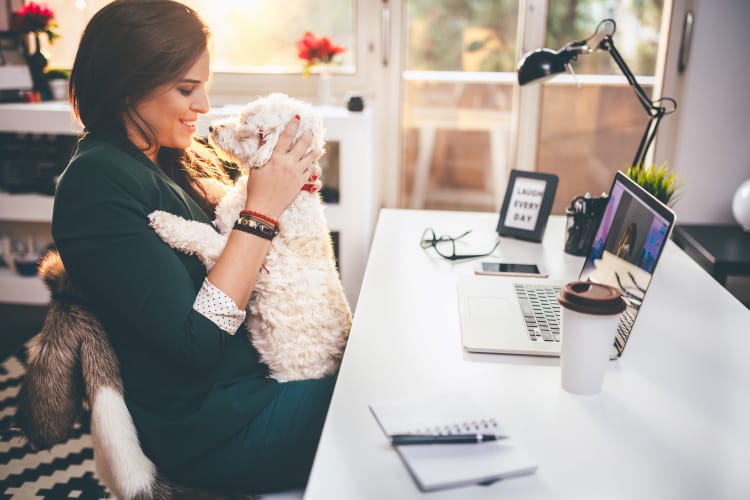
[148,210,225,270]
[148,210,187,239]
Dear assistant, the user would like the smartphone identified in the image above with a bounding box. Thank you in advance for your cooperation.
[474,261,548,278]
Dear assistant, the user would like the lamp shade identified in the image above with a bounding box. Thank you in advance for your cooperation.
[517,48,568,85]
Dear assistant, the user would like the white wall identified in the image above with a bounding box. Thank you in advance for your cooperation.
[670,0,750,223]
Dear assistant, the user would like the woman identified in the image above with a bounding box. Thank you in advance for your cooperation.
[52,0,333,493]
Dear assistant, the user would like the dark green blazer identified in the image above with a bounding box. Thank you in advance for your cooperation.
[52,132,279,468]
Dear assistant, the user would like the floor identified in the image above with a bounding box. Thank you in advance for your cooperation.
[0,299,306,500]
[0,350,305,499]
[0,304,46,361]
[0,353,109,499]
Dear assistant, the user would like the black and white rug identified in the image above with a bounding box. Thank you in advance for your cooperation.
[0,352,110,499]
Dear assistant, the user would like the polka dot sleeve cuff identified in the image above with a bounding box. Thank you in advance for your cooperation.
[193,278,246,335]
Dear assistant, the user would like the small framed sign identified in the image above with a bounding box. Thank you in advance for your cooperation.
[496,170,558,242]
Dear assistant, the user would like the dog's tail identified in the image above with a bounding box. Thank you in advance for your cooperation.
[15,250,91,447]
[13,251,158,499]
[13,251,244,499]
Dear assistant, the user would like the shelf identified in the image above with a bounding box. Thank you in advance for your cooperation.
[0,268,49,305]
[0,102,82,135]
[0,193,55,223]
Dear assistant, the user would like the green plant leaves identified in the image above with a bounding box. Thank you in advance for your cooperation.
[625,162,681,206]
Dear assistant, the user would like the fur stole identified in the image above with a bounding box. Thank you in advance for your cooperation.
[14,250,254,500]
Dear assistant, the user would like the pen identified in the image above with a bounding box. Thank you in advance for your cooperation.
[391,433,507,446]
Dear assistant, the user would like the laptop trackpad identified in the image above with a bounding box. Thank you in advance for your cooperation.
[458,276,558,355]
[461,293,527,352]
[467,296,514,322]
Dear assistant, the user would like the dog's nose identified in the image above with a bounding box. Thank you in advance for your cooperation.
[208,125,214,133]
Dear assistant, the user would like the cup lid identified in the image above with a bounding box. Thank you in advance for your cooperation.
[557,281,627,315]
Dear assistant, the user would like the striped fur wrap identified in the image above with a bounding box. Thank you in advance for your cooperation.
[14,250,254,500]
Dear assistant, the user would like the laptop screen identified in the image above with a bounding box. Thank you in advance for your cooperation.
[579,172,675,355]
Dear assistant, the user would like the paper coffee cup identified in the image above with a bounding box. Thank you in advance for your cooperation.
[557,281,626,395]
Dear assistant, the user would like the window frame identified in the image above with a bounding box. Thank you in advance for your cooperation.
[513,0,676,176]
[206,1,382,106]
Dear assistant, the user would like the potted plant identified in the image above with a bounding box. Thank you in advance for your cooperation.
[10,2,59,97]
[625,162,681,207]
[44,67,69,100]
[296,32,345,105]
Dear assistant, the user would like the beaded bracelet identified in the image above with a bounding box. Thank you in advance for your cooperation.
[233,216,279,240]
[239,210,279,228]
[238,213,279,235]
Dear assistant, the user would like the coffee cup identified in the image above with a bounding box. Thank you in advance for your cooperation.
[557,281,626,395]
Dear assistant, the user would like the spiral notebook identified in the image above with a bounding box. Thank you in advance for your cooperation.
[370,395,537,492]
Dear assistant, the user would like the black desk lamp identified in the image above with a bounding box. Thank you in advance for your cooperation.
[517,19,676,168]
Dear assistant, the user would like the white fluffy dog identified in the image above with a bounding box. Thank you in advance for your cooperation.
[148,93,352,382]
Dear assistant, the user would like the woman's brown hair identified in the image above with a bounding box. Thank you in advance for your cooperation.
[70,0,227,214]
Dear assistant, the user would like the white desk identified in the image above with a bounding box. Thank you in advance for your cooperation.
[304,209,750,500]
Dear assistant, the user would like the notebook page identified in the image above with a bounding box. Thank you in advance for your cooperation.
[370,395,501,436]
[370,395,537,492]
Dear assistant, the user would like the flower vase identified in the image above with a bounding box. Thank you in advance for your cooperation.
[25,33,50,98]
[317,65,334,106]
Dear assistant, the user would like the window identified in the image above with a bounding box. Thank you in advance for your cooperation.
[397,0,667,214]
[400,0,519,209]
[37,0,671,216]
[40,0,355,74]
[538,1,664,213]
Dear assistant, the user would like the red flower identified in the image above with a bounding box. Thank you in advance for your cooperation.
[296,32,345,75]
[11,2,59,44]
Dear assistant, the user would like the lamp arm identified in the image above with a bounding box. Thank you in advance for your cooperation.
[632,111,664,168]
[598,35,675,167]
[542,19,677,168]
[599,36,655,115]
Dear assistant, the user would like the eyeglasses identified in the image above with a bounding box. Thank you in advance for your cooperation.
[420,227,500,261]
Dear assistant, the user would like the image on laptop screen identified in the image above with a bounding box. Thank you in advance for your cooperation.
[579,175,673,354]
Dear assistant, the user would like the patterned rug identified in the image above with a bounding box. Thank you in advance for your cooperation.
[0,352,110,499]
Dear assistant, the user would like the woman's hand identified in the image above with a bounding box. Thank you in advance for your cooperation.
[209,118,323,310]
[244,117,318,219]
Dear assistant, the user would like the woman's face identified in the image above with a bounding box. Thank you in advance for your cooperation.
[127,48,211,161]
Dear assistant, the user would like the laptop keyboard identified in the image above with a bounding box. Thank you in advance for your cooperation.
[514,284,562,342]
[614,308,636,353]
[514,283,638,352]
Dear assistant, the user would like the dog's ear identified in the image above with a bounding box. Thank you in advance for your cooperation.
[234,123,258,141]
[252,127,282,168]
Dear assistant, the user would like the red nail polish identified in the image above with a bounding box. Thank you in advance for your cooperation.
[311,186,317,193]
[310,174,318,182]
[294,114,300,120]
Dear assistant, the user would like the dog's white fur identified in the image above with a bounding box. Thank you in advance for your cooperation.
[149,93,352,382]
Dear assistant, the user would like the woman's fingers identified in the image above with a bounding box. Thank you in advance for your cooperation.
[309,164,322,182]
[290,132,313,160]
[301,164,324,193]
[274,117,313,172]
[264,115,322,194]
[275,116,301,153]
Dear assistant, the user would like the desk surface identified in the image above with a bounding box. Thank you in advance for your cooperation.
[304,209,750,500]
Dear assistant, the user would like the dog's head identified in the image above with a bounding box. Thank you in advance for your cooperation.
[208,93,325,171]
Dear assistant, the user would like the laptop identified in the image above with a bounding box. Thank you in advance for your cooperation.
[458,171,676,358]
